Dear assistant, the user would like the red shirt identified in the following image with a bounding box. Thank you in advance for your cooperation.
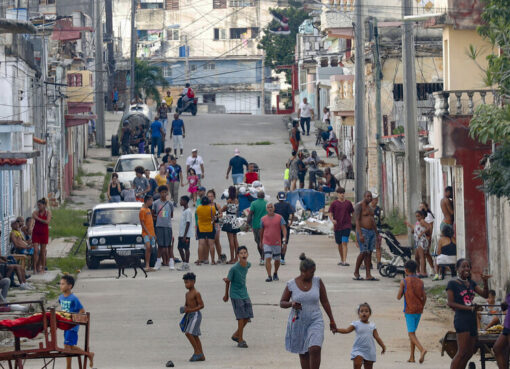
[328,199,354,231]
[404,276,425,314]
[245,172,258,184]
[261,214,285,246]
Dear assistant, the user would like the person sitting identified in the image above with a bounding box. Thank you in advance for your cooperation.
[319,167,337,193]
[10,221,33,256]
[322,126,339,158]
[0,229,33,290]
[478,290,503,331]
[432,225,457,280]
[244,164,259,185]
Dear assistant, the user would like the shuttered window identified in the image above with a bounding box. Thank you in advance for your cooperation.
[213,0,226,8]
[166,0,179,10]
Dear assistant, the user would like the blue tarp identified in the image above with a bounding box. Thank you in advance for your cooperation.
[286,189,325,212]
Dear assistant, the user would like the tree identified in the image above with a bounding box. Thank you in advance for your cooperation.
[257,7,310,84]
[469,0,510,199]
[135,59,168,103]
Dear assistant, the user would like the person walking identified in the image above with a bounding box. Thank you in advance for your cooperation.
[353,191,378,281]
[221,186,241,264]
[405,210,432,278]
[328,187,354,267]
[32,198,51,274]
[112,88,119,112]
[298,98,314,136]
[170,113,186,157]
[207,189,225,264]
[290,120,301,152]
[150,115,165,157]
[107,173,123,203]
[280,253,337,369]
[121,121,131,154]
[296,152,307,189]
[177,196,193,271]
[186,149,205,180]
[196,196,216,265]
[274,192,295,265]
[397,260,427,364]
[140,195,156,271]
[226,148,248,185]
[168,156,183,206]
[158,100,169,135]
[247,191,268,266]
[289,151,299,191]
[153,186,175,270]
[260,203,286,282]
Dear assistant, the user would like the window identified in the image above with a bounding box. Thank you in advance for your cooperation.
[229,0,254,6]
[164,66,172,77]
[203,63,215,70]
[67,73,82,87]
[167,29,179,40]
[250,27,259,38]
[392,83,443,101]
[141,2,163,8]
[230,27,247,39]
[214,28,226,40]
[190,65,197,71]
[213,0,227,8]
[165,0,179,9]
[203,94,216,103]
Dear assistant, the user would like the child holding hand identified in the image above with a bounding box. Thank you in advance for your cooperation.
[336,303,386,369]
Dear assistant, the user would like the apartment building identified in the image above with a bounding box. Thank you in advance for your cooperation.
[113,0,287,114]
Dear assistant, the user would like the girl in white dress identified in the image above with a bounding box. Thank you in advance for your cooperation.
[336,303,386,369]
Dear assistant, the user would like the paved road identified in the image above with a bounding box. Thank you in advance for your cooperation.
[63,114,462,369]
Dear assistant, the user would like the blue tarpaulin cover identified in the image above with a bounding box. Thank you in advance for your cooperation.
[286,189,325,212]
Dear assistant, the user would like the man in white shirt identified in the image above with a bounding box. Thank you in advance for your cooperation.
[186,148,205,179]
[297,97,314,136]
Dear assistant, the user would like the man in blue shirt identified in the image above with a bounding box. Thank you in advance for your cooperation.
[226,148,249,185]
[170,113,186,157]
[150,115,165,157]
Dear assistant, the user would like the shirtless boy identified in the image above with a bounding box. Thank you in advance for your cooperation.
[182,272,205,362]
[440,186,454,232]
[354,191,378,281]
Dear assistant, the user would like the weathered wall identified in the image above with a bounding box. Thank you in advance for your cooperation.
[487,196,510,299]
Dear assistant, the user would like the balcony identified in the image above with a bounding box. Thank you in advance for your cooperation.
[433,90,499,116]
[0,121,39,168]
[330,76,354,115]
[320,0,354,35]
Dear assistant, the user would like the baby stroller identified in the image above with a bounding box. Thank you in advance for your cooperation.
[378,224,413,278]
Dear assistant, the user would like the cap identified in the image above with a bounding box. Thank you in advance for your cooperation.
[277,191,286,200]
[191,148,198,152]
[234,148,240,155]
[198,186,206,192]
[161,100,166,104]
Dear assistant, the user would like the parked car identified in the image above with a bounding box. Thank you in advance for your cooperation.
[111,103,152,156]
[108,154,158,187]
[85,202,150,269]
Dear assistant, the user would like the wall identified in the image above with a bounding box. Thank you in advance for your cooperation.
[487,196,510,298]
[442,26,493,91]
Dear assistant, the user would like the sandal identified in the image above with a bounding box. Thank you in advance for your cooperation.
[231,336,239,343]
[352,276,364,281]
[237,341,248,348]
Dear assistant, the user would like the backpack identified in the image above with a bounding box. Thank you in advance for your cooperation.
[187,87,195,99]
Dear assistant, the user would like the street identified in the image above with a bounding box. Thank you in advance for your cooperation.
[72,114,455,369]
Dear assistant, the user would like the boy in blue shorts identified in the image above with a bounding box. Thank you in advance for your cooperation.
[59,275,85,369]
[397,260,427,363]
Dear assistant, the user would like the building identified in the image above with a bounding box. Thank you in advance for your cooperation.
[112,0,284,114]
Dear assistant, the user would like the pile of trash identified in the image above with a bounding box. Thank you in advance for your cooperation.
[290,207,334,236]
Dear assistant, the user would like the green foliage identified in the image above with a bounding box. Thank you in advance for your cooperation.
[49,208,87,239]
[468,0,510,199]
[392,126,405,135]
[135,59,169,102]
[385,209,407,236]
[257,7,310,83]
[476,143,510,198]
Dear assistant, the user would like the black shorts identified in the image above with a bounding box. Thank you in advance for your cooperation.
[281,225,290,243]
[197,229,215,240]
[298,172,306,184]
[178,237,190,250]
[503,328,510,336]
[454,313,478,337]
[334,229,351,244]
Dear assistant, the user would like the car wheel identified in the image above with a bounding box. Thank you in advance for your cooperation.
[86,249,100,269]
[111,134,119,156]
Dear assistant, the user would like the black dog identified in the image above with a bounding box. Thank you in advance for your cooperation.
[110,249,147,279]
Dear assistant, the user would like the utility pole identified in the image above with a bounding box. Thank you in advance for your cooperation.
[95,0,105,146]
[184,34,190,84]
[373,18,383,199]
[261,51,265,114]
[354,0,366,203]
[130,0,137,102]
[105,0,115,111]
[402,0,422,241]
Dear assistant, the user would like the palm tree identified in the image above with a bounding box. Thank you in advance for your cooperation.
[134,59,168,103]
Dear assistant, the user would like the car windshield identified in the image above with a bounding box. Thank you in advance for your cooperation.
[91,208,140,226]
[115,157,155,172]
